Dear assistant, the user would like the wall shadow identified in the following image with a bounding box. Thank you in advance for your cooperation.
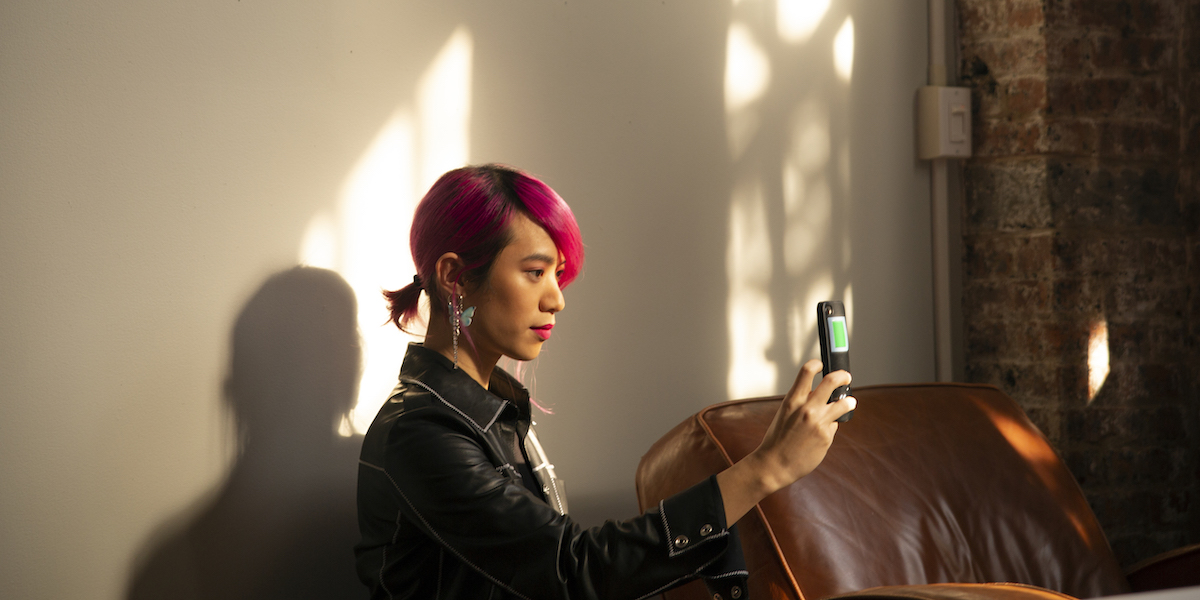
[126,266,366,600]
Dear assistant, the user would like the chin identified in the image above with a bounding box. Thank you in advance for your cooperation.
[506,347,543,362]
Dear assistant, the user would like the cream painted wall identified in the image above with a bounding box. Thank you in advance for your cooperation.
[0,1,932,598]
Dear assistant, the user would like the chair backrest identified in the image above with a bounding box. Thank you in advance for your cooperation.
[636,383,1130,600]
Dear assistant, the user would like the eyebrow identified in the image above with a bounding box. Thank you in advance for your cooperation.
[522,252,560,265]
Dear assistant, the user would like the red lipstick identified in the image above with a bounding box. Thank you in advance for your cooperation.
[532,324,553,341]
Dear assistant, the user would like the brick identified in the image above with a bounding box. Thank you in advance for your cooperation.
[1184,116,1200,158]
[1046,159,1114,228]
[1045,161,1182,229]
[1002,77,1050,118]
[961,55,1000,100]
[1094,361,1184,404]
[1035,318,1090,357]
[964,360,1003,386]
[958,0,1046,39]
[1044,119,1099,154]
[1164,488,1197,531]
[971,75,1051,122]
[1130,405,1189,442]
[962,233,1059,281]
[974,119,1045,157]
[966,319,1008,359]
[1106,320,1188,362]
[1098,121,1178,159]
[963,280,1013,318]
[1111,165,1181,226]
[1139,363,1186,399]
[964,278,1051,316]
[1108,280,1188,318]
[1047,33,1092,74]
[965,159,1053,230]
[1090,362,1143,404]
[963,37,1048,80]
[1013,234,1056,276]
[1180,175,1200,234]
[1047,77,1130,117]
[964,235,1015,279]
[1183,69,1200,115]
[1091,34,1177,73]
[1186,24,1200,71]
[1057,363,1089,402]
[1137,237,1187,279]
[1130,446,1179,484]
[1131,77,1179,116]
[1051,235,1102,275]
[1064,448,1104,485]
[1064,0,1177,34]
[1052,278,1104,314]
[1051,76,1177,119]
[1064,406,1131,444]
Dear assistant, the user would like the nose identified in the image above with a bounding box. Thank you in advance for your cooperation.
[542,277,565,314]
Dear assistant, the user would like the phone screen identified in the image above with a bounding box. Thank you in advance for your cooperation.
[827,316,849,352]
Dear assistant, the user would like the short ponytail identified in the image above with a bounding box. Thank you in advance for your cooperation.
[384,277,426,334]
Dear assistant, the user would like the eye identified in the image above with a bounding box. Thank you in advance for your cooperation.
[528,269,545,280]
[555,269,565,280]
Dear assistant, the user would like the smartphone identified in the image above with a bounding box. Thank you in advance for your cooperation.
[817,301,853,423]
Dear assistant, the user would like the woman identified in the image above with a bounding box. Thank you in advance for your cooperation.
[355,164,855,599]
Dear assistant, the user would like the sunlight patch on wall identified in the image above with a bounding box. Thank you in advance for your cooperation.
[725,22,772,158]
[727,180,778,398]
[417,28,473,192]
[300,213,338,270]
[777,0,830,44]
[1087,319,1110,404]
[300,26,474,436]
[782,99,831,277]
[833,17,855,82]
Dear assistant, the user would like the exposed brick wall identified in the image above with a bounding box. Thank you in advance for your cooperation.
[957,0,1200,567]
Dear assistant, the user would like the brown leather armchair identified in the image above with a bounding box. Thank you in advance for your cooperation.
[636,383,1200,600]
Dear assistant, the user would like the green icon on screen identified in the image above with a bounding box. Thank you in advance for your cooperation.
[828,316,849,352]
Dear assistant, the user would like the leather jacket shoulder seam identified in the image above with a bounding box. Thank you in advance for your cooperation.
[400,377,508,434]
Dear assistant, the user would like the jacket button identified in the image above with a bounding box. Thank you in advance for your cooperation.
[674,535,690,548]
[699,524,713,536]
[731,586,742,599]
[712,594,722,600]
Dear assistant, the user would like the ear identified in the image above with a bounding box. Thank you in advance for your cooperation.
[434,252,465,304]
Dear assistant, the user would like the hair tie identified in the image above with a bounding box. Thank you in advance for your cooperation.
[412,274,422,287]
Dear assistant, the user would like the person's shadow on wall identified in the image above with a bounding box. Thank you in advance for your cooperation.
[127,266,367,600]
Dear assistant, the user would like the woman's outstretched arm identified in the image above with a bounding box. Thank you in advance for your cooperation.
[715,359,855,525]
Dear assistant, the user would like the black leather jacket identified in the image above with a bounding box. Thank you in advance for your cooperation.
[355,344,748,599]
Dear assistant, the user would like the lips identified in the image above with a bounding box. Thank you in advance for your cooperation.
[531,324,554,341]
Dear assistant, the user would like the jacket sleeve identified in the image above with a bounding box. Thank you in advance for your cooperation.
[375,408,747,600]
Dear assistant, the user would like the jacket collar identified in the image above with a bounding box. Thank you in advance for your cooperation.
[397,343,529,433]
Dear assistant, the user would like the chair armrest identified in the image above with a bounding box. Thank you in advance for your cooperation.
[1125,543,1200,592]
[826,583,1076,600]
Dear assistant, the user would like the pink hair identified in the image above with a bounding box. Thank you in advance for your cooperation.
[384,164,584,333]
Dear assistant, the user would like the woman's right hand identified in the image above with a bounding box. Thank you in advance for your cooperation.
[715,360,856,525]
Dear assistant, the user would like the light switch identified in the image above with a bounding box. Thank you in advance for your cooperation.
[949,104,966,142]
[917,86,972,159]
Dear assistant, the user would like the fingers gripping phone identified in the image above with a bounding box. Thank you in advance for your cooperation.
[817,301,853,423]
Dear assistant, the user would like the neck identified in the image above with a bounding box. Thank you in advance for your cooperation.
[424,313,497,389]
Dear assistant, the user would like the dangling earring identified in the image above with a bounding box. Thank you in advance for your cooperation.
[449,292,476,369]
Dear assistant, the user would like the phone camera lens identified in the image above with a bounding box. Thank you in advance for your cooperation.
[824,306,833,316]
